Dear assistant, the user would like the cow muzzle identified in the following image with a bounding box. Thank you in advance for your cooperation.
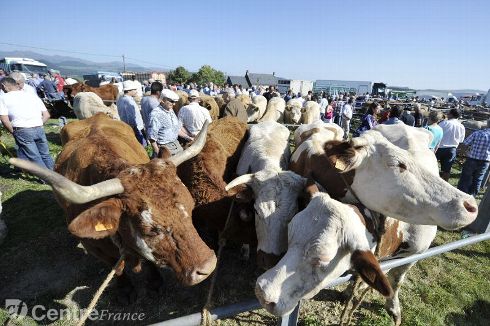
[182,254,217,286]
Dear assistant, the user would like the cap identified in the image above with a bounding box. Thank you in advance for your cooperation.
[189,89,200,98]
[123,80,137,91]
[160,89,179,101]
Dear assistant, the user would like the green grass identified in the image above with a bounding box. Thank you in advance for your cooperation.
[0,121,489,326]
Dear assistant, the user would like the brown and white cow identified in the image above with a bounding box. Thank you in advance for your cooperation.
[255,187,437,325]
[63,82,119,103]
[10,113,216,287]
[290,124,478,230]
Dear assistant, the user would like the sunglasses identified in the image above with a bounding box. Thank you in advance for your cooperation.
[165,99,176,104]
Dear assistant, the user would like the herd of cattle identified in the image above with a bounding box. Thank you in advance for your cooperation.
[61,82,321,124]
[9,84,480,324]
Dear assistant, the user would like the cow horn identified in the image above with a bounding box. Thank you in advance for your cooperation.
[9,158,124,204]
[225,174,254,191]
[168,120,209,167]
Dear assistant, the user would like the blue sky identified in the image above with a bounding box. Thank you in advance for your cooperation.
[2,0,488,90]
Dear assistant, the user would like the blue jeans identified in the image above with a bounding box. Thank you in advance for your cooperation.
[436,147,457,173]
[457,158,490,196]
[13,126,54,170]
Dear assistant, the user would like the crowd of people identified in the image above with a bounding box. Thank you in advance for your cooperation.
[1,69,489,199]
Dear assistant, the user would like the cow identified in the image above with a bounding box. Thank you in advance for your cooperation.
[72,92,119,120]
[300,100,321,124]
[225,122,306,268]
[293,121,344,148]
[176,117,255,246]
[256,125,465,324]
[289,124,478,230]
[63,82,119,103]
[200,94,220,120]
[284,98,303,124]
[255,186,437,325]
[259,97,286,123]
[174,90,189,114]
[9,113,217,290]
[247,95,267,122]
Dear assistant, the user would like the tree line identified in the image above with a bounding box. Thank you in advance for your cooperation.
[166,65,225,86]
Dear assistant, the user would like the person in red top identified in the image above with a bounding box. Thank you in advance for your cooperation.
[52,72,65,92]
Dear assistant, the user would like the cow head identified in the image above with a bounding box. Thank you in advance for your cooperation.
[226,169,306,269]
[285,103,302,124]
[9,122,217,286]
[322,130,478,230]
[255,192,393,316]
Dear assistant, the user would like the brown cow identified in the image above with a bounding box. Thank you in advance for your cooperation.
[9,113,216,290]
[64,82,119,103]
[177,117,256,246]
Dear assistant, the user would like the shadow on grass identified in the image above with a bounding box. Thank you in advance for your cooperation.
[446,299,490,326]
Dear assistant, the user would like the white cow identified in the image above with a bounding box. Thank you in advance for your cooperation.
[289,124,478,230]
[227,122,305,268]
[258,97,286,123]
[300,101,321,124]
[72,92,119,120]
[284,99,303,124]
[247,95,267,122]
[293,120,344,147]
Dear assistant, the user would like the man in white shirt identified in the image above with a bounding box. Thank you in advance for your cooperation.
[319,93,329,121]
[117,80,146,146]
[341,98,354,139]
[436,108,466,181]
[10,72,38,96]
[178,89,212,138]
[0,77,54,169]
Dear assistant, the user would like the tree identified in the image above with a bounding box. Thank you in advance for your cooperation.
[167,66,190,85]
[190,65,225,86]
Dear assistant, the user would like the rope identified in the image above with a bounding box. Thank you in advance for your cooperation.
[75,255,125,326]
[200,199,236,326]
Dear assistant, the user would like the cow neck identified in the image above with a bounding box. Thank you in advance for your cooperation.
[323,150,384,247]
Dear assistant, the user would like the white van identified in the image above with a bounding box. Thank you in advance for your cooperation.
[0,57,49,79]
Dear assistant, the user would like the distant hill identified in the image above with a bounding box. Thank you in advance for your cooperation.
[0,50,165,76]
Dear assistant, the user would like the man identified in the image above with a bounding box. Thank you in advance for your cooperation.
[284,90,292,103]
[141,81,163,131]
[131,75,143,98]
[0,77,54,169]
[178,89,212,137]
[340,98,353,139]
[38,75,61,100]
[263,87,272,101]
[383,106,403,125]
[436,108,465,181]
[9,72,37,96]
[319,93,329,121]
[148,89,192,156]
[457,119,490,196]
[116,80,146,146]
[400,107,415,126]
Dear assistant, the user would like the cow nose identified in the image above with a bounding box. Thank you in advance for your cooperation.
[257,250,282,270]
[463,199,478,214]
[186,254,217,286]
[255,282,277,312]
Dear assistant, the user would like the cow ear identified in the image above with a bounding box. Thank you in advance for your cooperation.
[227,184,255,203]
[351,250,393,298]
[324,141,362,173]
[68,198,123,239]
[285,106,292,111]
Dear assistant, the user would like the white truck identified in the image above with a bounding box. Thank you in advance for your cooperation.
[0,57,49,79]
[277,79,313,95]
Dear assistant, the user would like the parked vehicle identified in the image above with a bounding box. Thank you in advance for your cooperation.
[0,57,49,79]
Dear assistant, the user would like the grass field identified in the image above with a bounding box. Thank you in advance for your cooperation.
[0,120,489,326]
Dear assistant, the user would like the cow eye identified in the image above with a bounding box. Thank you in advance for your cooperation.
[149,226,162,236]
[398,162,407,172]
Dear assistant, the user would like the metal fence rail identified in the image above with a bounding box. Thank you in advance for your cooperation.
[149,232,490,326]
